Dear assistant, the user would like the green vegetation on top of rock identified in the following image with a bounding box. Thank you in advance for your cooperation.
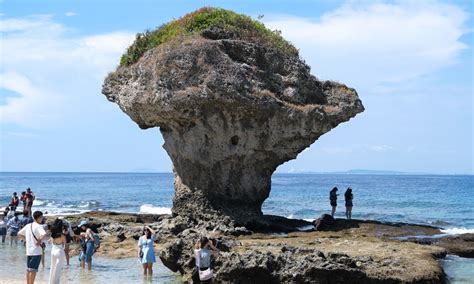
[119,7,298,67]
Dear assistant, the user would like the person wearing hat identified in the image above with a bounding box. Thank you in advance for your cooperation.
[344,187,354,219]
[78,220,96,271]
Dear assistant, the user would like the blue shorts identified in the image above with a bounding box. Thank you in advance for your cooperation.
[27,255,41,272]
[79,242,94,263]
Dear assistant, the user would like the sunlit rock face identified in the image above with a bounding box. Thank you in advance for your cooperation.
[103,26,364,226]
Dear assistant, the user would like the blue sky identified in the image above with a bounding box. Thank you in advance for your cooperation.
[0,0,472,174]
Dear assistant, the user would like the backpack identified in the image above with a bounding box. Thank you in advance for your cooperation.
[93,234,101,250]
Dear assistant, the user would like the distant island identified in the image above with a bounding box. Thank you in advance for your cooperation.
[278,169,431,175]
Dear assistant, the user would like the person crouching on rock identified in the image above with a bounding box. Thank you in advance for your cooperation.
[137,226,157,277]
[345,187,353,219]
[192,237,219,283]
[330,187,339,217]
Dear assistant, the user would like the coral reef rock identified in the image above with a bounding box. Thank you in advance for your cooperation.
[102,11,364,226]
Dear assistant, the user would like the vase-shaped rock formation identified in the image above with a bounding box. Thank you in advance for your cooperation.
[102,8,364,226]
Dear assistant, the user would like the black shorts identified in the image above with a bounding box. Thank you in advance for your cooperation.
[330,201,337,207]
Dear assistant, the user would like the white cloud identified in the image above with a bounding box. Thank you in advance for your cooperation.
[321,146,354,155]
[321,144,399,155]
[0,72,62,126]
[369,144,395,152]
[0,15,135,128]
[264,0,469,89]
[0,14,64,34]
[65,12,77,17]
[2,131,39,138]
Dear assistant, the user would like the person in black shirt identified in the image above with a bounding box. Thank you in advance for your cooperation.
[329,187,338,217]
[344,187,354,219]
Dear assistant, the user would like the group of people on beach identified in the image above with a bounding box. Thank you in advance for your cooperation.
[2,210,100,284]
[1,188,101,284]
[2,187,221,284]
[16,211,89,284]
[1,188,37,245]
[329,187,354,219]
[8,188,36,215]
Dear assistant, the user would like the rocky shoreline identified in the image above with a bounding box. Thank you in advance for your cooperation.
[57,211,472,283]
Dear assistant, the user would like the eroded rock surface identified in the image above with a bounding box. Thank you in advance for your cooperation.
[60,212,469,283]
[103,31,364,225]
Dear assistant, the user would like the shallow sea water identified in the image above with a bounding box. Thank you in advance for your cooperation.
[0,243,181,284]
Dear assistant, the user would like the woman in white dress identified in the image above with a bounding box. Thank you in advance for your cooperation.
[48,219,66,284]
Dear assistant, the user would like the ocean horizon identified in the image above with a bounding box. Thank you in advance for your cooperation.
[2,170,472,175]
[1,172,473,231]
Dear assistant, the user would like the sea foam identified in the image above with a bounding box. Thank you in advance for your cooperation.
[139,204,172,215]
[440,227,474,235]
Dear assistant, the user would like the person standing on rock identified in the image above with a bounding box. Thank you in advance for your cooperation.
[330,187,339,217]
[9,192,19,212]
[137,226,157,277]
[192,237,219,283]
[20,191,27,212]
[344,187,353,219]
[25,191,34,217]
